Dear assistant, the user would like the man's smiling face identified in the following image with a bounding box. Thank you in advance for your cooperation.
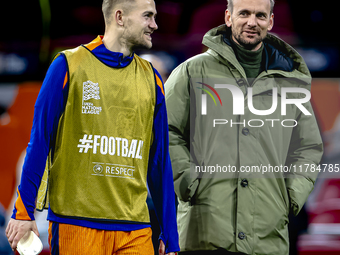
[225,0,274,51]
[123,0,158,51]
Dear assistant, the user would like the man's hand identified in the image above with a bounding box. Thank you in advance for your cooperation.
[6,219,39,251]
[159,239,176,255]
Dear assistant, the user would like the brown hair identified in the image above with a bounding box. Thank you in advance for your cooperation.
[227,0,275,14]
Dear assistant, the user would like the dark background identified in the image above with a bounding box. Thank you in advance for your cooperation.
[0,0,338,82]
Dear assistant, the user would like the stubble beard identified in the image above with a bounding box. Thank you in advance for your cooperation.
[124,22,153,52]
[132,41,152,51]
[128,35,152,52]
[232,29,264,51]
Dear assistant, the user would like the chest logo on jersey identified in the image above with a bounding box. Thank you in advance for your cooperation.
[82,80,102,115]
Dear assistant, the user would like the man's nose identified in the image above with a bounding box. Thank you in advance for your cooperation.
[247,14,256,27]
[150,17,158,30]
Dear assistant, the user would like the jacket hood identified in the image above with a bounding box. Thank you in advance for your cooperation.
[202,25,311,81]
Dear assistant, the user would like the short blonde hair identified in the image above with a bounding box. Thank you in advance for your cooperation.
[102,0,136,24]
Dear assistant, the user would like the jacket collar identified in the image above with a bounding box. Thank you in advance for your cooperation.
[202,25,311,81]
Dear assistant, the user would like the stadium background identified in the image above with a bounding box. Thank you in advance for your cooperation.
[0,0,339,254]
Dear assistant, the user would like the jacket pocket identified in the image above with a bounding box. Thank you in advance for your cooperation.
[187,178,200,205]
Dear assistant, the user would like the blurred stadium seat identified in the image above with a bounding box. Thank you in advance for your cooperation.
[298,178,340,254]
[0,83,41,210]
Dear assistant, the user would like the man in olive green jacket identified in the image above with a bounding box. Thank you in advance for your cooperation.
[164,0,323,254]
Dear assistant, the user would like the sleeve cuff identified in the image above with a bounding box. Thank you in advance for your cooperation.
[12,188,34,221]
[158,233,180,253]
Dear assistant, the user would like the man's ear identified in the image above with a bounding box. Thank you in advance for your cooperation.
[268,13,274,31]
[225,9,232,27]
[115,9,124,26]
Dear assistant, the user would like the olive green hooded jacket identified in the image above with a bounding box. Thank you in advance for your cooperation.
[164,25,323,254]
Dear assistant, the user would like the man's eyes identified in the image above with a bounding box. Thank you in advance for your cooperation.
[238,12,267,18]
[257,13,267,18]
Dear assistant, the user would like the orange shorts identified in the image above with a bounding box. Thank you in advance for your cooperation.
[48,222,154,255]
